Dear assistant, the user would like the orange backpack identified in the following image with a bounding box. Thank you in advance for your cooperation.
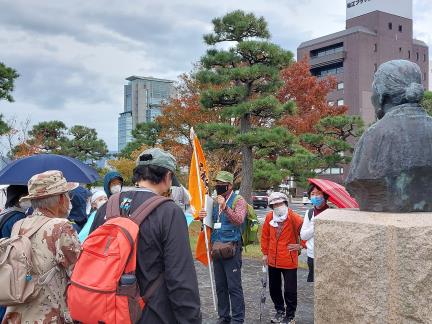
[67,193,170,324]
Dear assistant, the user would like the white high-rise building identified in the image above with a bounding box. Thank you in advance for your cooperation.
[118,76,175,151]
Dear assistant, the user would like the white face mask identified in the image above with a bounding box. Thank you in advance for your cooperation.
[19,200,32,210]
[110,185,121,195]
[95,199,106,210]
[67,201,73,216]
[274,205,288,217]
[270,205,288,227]
[86,202,92,215]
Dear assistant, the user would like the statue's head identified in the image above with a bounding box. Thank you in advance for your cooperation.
[372,60,424,119]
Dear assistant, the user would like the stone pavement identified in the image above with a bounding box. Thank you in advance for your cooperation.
[196,258,314,324]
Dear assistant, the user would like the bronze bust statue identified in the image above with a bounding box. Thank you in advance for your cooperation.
[346,60,432,212]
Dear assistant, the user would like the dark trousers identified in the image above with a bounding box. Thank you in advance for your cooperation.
[268,266,297,319]
[307,257,314,282]
[213,243,245,323]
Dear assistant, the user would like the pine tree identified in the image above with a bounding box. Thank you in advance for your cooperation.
[196,10,295,201]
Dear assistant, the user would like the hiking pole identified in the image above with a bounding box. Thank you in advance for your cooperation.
[259,265,267,322]
[203,222,217,311]
[203,195,217,312]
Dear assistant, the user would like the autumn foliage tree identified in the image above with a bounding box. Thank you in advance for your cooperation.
[277,59,364,182]
[277,59,347,134]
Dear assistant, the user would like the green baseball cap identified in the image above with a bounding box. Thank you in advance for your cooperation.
[215,171,234,184]
[136,148,180,186]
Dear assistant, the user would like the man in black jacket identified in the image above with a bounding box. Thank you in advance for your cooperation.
[107,148,202,324]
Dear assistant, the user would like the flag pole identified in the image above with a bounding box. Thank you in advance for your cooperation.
[191,128,217,311]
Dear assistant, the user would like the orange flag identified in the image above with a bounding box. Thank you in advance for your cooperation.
[195,226,212,266]
[188,128,212,266]
[188,128,209,219]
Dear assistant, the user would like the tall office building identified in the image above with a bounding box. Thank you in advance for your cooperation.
[298,0,429,126]
[118,76,175,151]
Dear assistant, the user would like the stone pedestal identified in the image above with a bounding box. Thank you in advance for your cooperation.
[314,209,432,323]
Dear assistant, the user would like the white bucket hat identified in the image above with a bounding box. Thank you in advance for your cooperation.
[268,192,288,207]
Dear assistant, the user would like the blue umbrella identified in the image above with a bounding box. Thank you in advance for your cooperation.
[0,154,100,185]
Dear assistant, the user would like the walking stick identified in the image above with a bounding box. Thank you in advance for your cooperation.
[259,265,267,322]
[203,220,217,311]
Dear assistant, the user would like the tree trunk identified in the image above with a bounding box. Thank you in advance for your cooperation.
[239,114,253,203]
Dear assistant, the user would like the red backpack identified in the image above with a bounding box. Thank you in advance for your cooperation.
[67,193,170,324]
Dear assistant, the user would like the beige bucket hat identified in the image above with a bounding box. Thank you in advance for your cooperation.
[20,170,79,202]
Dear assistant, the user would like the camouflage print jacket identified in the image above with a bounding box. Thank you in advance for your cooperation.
[2,211,81,324]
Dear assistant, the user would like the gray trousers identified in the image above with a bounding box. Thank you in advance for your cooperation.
[213,243,245,323]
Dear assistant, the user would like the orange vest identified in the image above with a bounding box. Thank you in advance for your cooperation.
[260,209,303,269]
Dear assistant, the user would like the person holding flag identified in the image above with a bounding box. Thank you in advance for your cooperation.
[199,171,247,324]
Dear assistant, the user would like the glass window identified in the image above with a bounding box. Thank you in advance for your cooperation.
[408,50,411,59]
[310,43,344,58]
[337,82,344,90]
[416,52,419,61]
[398,25,402,32]
[328,101,335,106]
[388,22,393,30]
[374,43,377,52]
[337,99,344,106]
[311,62,343,77]
[330,168,343,175]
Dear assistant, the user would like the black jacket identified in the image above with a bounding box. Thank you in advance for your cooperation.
[91,189,202,324]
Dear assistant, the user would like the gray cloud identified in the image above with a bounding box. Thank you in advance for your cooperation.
[7,58,112,109]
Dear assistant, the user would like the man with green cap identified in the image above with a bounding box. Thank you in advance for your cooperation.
[93,148,201,324]
[199,171,247,323]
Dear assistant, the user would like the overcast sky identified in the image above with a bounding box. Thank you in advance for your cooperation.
[1,0,431,151]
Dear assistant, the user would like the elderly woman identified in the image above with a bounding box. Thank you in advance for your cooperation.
[300,184,329,283]
[261,192,303,324]
[3,170,81,324]
[346,59,432,212]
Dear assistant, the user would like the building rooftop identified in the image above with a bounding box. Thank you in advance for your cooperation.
[413,39,428,47]
[298,26,377,49]
[126,75,175,83]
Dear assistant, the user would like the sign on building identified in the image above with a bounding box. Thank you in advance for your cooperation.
[346,0,412,20]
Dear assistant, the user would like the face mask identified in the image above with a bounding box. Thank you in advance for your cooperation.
[270,205,288,227]
[215,184,229,196]
[86,202,92,215]
[67,201,73,216]
[274,205,288,218]
[311,196,325,207]
[110,185,121,195]
[19,200,32,210]
[95,200,106,210]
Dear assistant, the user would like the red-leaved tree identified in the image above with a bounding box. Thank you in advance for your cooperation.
[277,58,347,134]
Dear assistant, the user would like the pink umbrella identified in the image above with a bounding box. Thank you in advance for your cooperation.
[308,178,359,209]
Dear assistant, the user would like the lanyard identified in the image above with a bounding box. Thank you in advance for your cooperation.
[217,191,233,223]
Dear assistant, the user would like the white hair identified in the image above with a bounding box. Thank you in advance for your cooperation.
[31,194,62,210]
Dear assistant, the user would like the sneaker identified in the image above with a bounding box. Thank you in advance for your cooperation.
[216,318,231,324]
[270,311,285,323]
[282,317,296,324]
